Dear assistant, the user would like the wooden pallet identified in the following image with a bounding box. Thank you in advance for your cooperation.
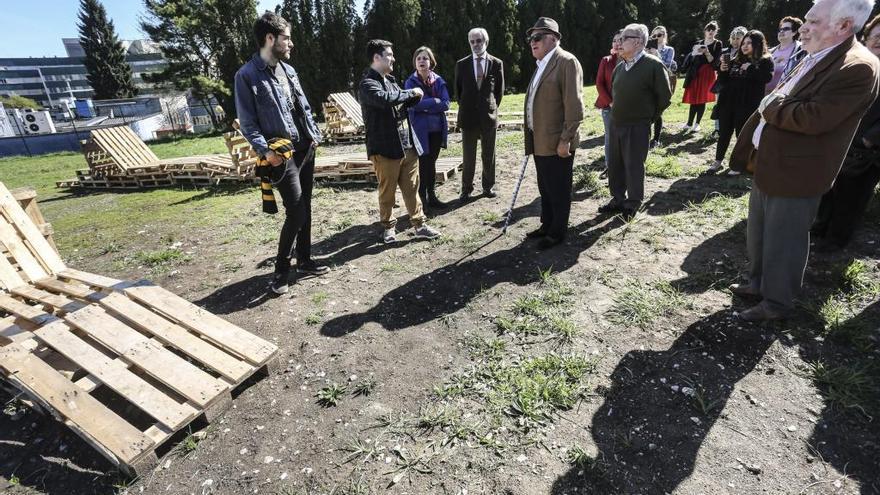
[59,127,245,191]
[435,158,463,184]
[0,182,279,476]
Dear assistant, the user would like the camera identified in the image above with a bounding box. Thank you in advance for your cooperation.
[646,38,658,50]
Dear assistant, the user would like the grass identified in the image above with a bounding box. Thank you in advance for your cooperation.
[572,164,604,195]
[304,310,325,326]
[495,275,579,344]
[607,279,689,329]
[645,154,683,179]
[806,361,878,419]
[316,383,347,407]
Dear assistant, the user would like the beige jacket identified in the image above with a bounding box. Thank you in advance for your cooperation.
[524,47,584,156]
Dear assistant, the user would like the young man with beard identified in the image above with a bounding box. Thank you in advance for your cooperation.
[235,12,328,295]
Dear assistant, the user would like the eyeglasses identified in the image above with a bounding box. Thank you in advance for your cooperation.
[652,34,665,38]
[527,33,549,43]
[778,27,793,32]
[621,35,641,41]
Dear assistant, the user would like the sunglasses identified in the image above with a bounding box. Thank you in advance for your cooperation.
[778,27,793,32]
[652,33,665,38]
[527,32,549,43]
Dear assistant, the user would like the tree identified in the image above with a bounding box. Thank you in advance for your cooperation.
[0,95,40,109]
[141,0,257,126]
[363,0,421,79]
[77,0,138,100]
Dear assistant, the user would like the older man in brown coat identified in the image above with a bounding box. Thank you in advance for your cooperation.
[729,0,880,321]
[523,17,584,250]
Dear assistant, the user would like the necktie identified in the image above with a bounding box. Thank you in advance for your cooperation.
[476,56,484,89]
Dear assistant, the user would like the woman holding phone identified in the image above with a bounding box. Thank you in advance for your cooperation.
[710,30,773,173]
[681,21,723,133]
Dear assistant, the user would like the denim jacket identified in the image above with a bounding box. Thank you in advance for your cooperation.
[234,53,321,156]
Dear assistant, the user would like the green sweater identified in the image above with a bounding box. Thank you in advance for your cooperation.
[610,53,672,125]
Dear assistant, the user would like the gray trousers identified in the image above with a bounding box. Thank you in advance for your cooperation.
[746,186,821,310]
[608,122,650,209]
[461,124,497,194]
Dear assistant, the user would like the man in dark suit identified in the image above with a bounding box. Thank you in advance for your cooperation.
[729,0,879,321]
[455,27,505,201]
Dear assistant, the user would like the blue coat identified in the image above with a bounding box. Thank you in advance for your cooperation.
[404,72,450,156]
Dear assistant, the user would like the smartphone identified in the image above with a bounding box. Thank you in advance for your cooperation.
[646,38,659,51]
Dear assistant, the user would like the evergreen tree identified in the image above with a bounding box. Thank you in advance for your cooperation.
[77,0,138,100]
[363,0,421,79]
[141,0,257,126]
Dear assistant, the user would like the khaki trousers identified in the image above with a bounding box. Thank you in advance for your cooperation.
[371,149,425,229]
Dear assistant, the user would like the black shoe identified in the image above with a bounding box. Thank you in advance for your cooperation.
[483,189,497,198]
[296,260,330,276]
[459,192,471,203]
[620,207,638,221]
[428,194,448,208]
[269,272,289,295]
[598,201,623,214]
[525,227,547,239]
[537,236,563,250]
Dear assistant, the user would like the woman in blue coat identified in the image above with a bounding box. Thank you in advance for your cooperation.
[405,46,451,209]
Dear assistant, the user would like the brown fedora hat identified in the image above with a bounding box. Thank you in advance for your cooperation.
[526,17,562,39]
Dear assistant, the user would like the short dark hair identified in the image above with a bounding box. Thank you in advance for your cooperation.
[254,11,289,49]
[705,21,719,32]
[780,16,804,40]
[367,39,393,63]
[412,46,437,69]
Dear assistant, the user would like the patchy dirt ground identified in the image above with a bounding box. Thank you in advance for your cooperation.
[1,127,879,495]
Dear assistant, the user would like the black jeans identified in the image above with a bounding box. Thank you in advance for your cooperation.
[271,147,315,273]
[418,131,443,198]
[813,164,880,247]
[535,153,575,239]
[715,110,751,161]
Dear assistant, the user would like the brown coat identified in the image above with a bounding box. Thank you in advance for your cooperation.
[730,36,880,197]
[524,47,584,156]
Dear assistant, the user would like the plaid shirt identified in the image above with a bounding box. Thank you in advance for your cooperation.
[358,68,420,159]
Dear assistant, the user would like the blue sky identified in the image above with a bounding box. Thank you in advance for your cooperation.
[0,0,366,58]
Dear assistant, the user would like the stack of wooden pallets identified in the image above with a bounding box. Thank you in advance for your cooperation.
[322,92,365,143]
[57,126,249,190]
[0,182,279,475]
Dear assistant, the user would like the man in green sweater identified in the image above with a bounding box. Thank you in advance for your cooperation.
[600,23,672,218]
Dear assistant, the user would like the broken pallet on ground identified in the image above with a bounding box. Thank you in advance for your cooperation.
[0,181,279,476]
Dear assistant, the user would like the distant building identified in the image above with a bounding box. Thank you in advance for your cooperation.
[0,38,166,107]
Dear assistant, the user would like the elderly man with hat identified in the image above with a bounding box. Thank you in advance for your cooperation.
[523,17,584,250]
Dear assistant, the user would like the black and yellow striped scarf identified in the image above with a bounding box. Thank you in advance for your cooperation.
[256,138,294,214]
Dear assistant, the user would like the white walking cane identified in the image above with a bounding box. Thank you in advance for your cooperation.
[501,154,532,234]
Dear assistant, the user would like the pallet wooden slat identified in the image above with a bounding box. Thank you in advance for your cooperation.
[0,186,66,274]
[63,305,229,408]
[33,321,197,430]
[99,292,253,383]
[124,284,276,366]
[0,344,156,466]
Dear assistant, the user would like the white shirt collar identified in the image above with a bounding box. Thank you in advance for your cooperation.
[804,39,845,63]
[536,46,559,67]
[623,49,645,69]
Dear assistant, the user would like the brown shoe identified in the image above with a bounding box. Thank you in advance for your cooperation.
[739,302,788,322]
[728,283,762,300]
